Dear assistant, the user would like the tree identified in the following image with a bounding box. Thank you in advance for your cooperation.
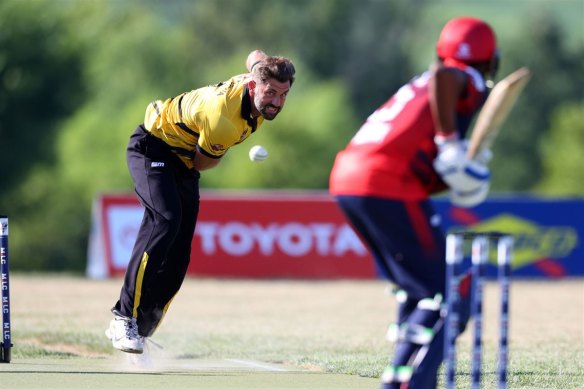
[1,0,582,272]
[536,102,584,195]
[0,1,84,191]
[488,13,584,192]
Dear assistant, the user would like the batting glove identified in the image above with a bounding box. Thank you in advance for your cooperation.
[450,181,490,208]
[434,133,490,192]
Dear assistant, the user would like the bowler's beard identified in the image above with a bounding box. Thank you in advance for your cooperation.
[254,95,280,120]
[260,104,280,120]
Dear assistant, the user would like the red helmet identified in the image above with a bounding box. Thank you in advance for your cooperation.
[436,17,497,63]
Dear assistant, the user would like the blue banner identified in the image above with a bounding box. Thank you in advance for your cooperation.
[434,197,583,278]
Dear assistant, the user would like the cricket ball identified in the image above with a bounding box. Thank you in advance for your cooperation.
[248,145,268,162]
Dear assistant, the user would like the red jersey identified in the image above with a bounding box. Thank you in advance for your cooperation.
[329,65,488,200]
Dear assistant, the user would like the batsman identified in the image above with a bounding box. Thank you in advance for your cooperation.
[330,17,499,388]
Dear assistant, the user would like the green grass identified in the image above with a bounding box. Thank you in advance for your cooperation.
[3,275,584,388]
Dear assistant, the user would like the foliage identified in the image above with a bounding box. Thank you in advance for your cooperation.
[410,1,584,193]
[536,102,584,195]
[0,0,582,271]
[7,276,584,388]
[0,1,84,189]
[488,12,584,192]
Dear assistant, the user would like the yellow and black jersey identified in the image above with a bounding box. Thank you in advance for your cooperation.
[144,74,263,169]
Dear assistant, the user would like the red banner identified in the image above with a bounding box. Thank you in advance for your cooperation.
[87,192,377,279]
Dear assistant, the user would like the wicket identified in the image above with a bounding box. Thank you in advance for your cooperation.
[444,231,513,389]
[1,215,12,363]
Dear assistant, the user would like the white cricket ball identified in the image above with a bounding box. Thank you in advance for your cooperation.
[249,145,268,162]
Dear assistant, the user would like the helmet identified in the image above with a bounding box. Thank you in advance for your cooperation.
[436,17,497,63]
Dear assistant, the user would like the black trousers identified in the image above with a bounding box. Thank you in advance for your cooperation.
[113,125,200,337]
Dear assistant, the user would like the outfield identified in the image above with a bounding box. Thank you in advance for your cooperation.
[0,275,582,388]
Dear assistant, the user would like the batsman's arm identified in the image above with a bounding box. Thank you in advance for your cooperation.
[430,65,491,200]
[429,65,467,138]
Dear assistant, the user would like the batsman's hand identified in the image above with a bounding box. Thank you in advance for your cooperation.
[434,132,465,164]
[435,134,493,164]
[450,181,490,208]
[433,133,491,193]
[472,147,493,165]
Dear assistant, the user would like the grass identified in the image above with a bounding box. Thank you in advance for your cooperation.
[3,275,584,388]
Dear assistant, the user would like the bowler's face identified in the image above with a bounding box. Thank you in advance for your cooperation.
[251,79,291,120]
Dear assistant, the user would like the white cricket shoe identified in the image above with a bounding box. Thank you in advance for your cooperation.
[105,316,144,354]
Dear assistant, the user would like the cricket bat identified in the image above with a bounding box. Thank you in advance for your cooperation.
[466,67,531,160]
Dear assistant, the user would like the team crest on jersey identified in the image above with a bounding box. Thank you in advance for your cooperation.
[211,144,225,151]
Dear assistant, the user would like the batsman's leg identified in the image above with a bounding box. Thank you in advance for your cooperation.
[381,294,443,389]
